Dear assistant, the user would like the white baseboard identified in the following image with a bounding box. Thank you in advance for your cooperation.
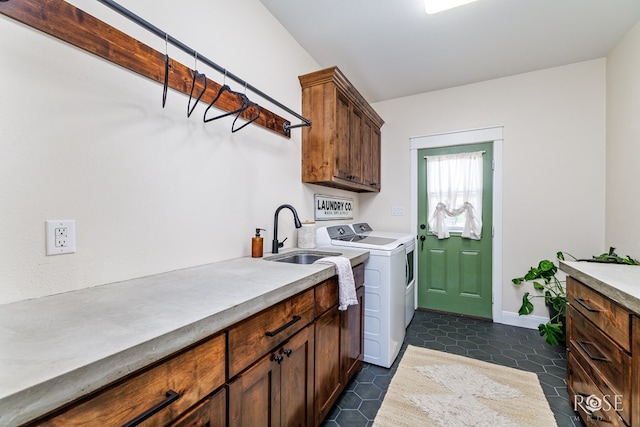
[499,311,549,330]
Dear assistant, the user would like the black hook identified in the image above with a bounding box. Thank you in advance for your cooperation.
[203,85,249,123]
[162,53,170,108]
[232,101,261,133]
[162,34,172,108]
[187,70,207,117]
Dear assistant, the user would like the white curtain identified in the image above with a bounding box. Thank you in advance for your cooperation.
[425,151,484,240]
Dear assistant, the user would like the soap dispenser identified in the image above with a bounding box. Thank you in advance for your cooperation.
[252,228,266,258]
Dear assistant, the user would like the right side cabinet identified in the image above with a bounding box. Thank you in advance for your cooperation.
[299,66,384,193]
[313,264,365,425]
[566,276,638,426]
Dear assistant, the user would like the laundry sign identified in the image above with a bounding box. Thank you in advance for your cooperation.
[314,194,354,221]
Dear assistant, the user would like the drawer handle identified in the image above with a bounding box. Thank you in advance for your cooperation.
[122,389,180,427]
[576,340,610,362]
[265,315,302,337]
[574,297,602,313]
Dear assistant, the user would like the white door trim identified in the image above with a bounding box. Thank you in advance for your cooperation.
[410,126,504,324]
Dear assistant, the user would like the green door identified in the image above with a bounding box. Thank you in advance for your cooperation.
[417,142,493,319]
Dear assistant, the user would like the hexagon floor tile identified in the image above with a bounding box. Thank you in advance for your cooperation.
[321,310,585,427]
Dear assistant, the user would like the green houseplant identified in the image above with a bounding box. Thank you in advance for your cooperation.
[511,253,566,346]
[512,247,640,346]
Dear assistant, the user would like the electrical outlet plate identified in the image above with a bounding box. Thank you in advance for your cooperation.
[391,206,405,216]
[46,220,76,255]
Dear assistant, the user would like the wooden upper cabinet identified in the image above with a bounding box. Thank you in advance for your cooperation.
[299,67,384,193]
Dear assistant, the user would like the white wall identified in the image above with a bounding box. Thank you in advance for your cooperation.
[1,0,629,314]
[365,60,607,318]
[0,0,356,304]
[606,20,640,255]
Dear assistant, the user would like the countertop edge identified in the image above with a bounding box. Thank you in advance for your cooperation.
[559,260,640,314]
[1,250,369,427]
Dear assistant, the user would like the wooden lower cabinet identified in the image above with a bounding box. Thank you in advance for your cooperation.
[22,265,364,427]
[567,276,636,426]
[228,325,315,427]
[227,265,364,427]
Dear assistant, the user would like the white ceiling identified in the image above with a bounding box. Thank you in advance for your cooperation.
[259,0,640,103]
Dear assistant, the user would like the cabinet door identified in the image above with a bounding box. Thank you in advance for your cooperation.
[335,91,352,182]
[364,124,381,190]
[228,326,314,427]
[348,106,363,184]
[342,285,365,382]
[361,119,373,187]
[228,353,281,427]
[314,305,343,424]
[169,387,226,427]
[280,325,315,427]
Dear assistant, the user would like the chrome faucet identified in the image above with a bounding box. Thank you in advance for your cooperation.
[272,204,302,254]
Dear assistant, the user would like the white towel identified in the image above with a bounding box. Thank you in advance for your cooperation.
[314,256,358,311]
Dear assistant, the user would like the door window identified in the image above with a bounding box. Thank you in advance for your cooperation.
[424,151,484,239]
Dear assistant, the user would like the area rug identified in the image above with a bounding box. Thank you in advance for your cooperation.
[373,346,557,427]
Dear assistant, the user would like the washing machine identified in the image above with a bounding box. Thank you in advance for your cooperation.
[351,223,416,328]
[316,223,414,368]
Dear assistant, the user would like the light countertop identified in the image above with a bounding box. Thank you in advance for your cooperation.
[560,260,640,313]
[0,248,368,427]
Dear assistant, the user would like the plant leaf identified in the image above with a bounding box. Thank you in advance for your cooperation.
[538,322,564,346]
[518,293,534,315]
[524,268,539,281]
[539,260,555,271]
[533,281,544,291]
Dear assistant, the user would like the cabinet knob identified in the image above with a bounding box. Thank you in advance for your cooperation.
[273,355,284,365]
[283,348,293,357]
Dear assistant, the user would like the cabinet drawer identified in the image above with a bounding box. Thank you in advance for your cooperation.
[315,277,339,316]
[314,263,365,317]
[168,386,226,427]
[37,333,226,427]
[568,353,627,427]
[228,289,314,378]
[567,276,631,351]
[568,306,631,424]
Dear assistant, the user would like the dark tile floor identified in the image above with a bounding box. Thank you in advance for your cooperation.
[322,310,584,427]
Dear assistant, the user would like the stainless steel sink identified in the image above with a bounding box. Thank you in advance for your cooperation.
[264,250,341,265]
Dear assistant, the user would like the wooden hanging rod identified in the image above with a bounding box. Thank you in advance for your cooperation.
[0,0,310,137]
